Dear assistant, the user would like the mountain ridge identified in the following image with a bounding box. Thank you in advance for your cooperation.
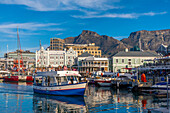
[64,29,170,57]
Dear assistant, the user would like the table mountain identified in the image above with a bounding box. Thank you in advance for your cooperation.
[64,29,170,57]
[64,30,128,57]
[121,29,170,50]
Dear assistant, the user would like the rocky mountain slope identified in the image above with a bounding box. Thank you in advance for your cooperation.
[121,29,170,50]
[64,30,129,56]
[64,29,170,57]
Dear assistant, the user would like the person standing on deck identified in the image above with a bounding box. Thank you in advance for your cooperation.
[141,73,147,82]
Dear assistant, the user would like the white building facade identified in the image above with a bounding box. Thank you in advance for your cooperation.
[36,47,77,68]
[79,56,109,76]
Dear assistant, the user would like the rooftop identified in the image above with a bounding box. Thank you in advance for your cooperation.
[78,52,93,57]
[113,51,160,57]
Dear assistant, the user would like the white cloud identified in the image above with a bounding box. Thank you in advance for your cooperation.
[72,11,167,19]
[0,22,64,36]
[0,23,59,30]
[0,39,16,42]
[0,0,120,11]
[55,33,63,36]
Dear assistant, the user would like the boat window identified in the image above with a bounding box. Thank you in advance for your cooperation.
[60,76,68,84]
[74,76,78,81]
[55,77,59,85]
[67,76,71,80]
[64,76,67,81]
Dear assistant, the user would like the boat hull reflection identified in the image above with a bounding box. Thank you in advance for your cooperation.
[33,94,86,113]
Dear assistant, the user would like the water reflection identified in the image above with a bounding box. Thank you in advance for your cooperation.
[33,94,86,113]
[0,82,168,113]
[85,85,166,113]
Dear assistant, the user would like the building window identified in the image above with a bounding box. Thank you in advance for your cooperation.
[128,62,131,65]
[128,59,131,61]
[116,59,118,63]
[122,59,124,63]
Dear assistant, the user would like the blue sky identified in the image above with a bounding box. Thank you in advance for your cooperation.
[0,0,169,57]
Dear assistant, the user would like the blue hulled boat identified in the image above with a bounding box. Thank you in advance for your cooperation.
[33,71,87,96]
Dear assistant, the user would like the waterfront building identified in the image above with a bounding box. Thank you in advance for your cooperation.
[0,58,14,70]
[79,56,109,76]
[74,52,93,70]
[3,50,35,71]
[112,48,160,72]
[4,50,35,59]
[36,47,77,68]
[50,38,65,50]
[65,43,101,57]
[0,58,35,71]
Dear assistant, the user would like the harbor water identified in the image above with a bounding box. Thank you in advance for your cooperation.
[0,81,169,113]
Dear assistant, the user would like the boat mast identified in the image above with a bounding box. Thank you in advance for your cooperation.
[17,27,20,75]
[6,44,8,70]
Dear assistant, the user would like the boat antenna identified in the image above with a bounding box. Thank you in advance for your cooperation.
[17,27,20,75]
[6,44,8,70]
[17,27,23,75]
[40,40,41,50]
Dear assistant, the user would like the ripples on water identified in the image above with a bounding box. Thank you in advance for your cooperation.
[0,81,168,113]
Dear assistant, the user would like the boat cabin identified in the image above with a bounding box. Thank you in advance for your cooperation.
[34,71,81,86]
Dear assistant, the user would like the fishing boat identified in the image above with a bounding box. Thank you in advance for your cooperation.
[151,75,170,93]
[33,71,87,96]
[0,70,10,79]
[4,28,33,82]
[87,72,114,87]
[111,75,133,88]
[95,79,112,87]
[3,72,33,82]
